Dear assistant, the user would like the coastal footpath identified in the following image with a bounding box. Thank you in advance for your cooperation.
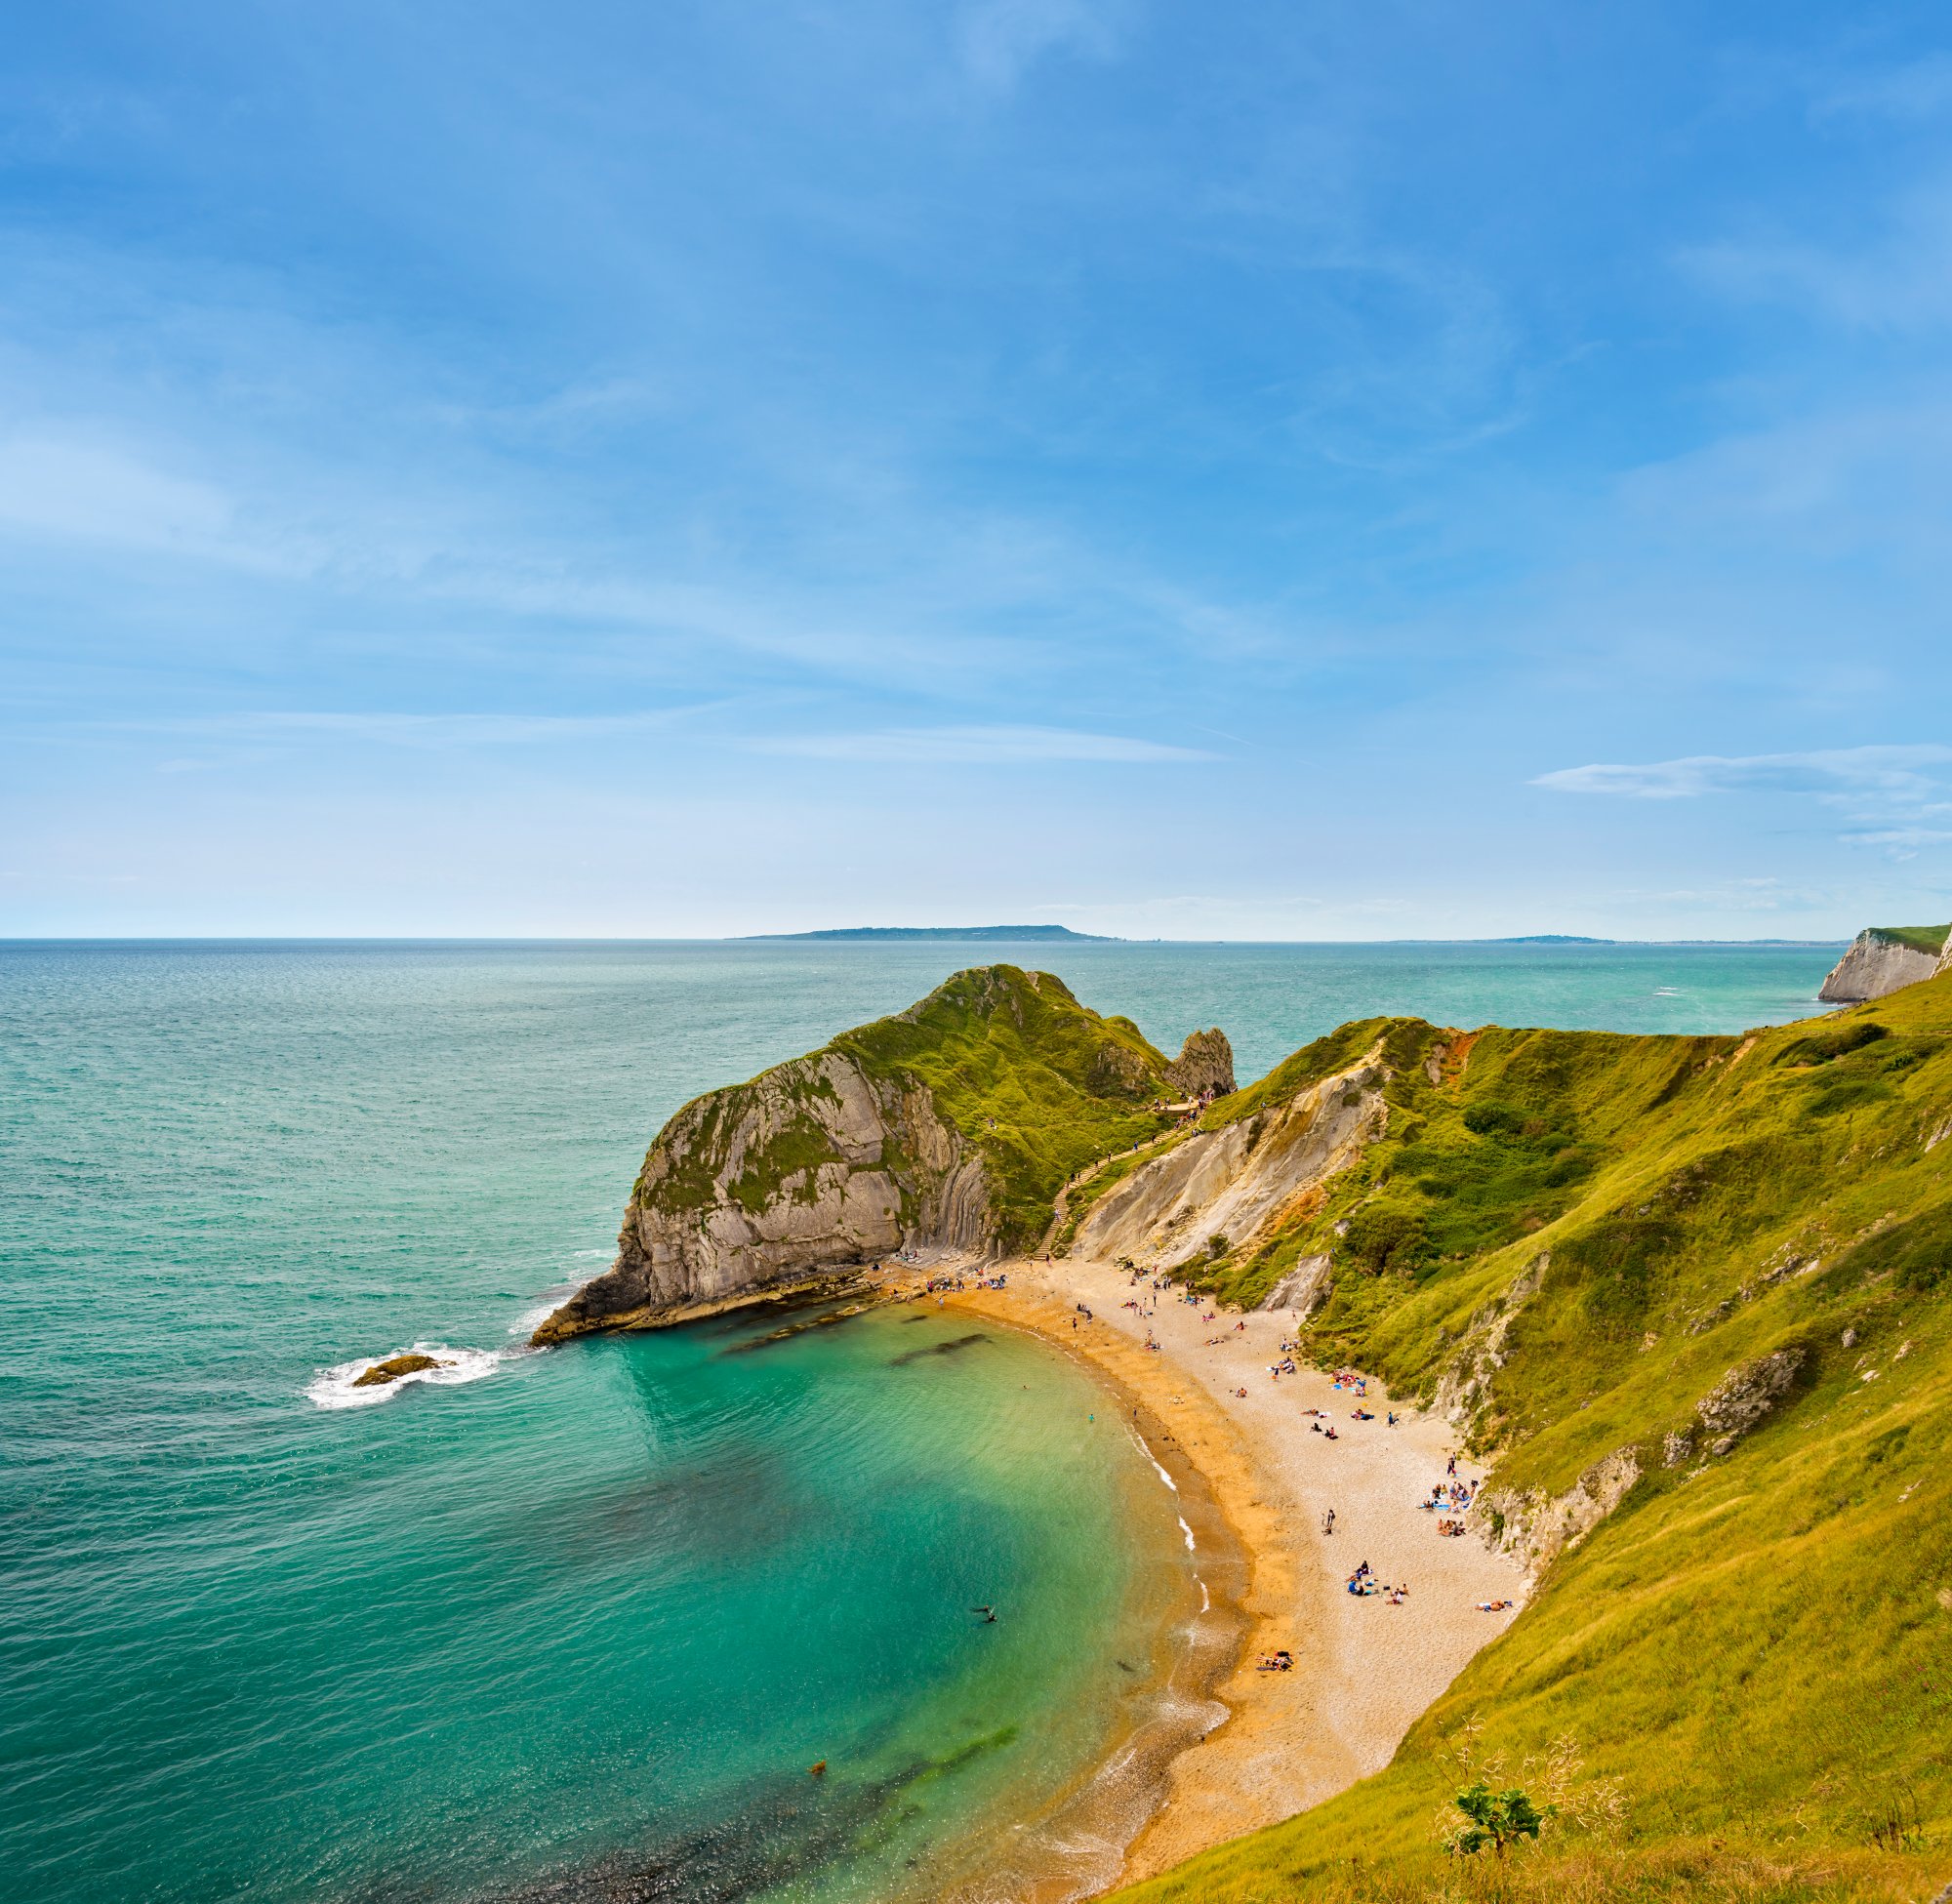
[544,956,1952,1903]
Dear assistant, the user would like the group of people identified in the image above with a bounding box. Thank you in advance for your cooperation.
[1345,1560,1409,1606]
[1256,1648,1294,1672]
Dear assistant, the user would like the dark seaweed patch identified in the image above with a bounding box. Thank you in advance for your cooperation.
[454,1728,1022,1904]
[715,1304,873,1357]
[887,1332,989,1368]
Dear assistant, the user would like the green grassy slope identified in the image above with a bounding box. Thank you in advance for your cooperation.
[829,965,1175,1248]
[1111,978,1952,1903]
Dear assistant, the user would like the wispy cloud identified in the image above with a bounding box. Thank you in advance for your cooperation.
[0,429,241,557]
[956,0,1128,92]
[1810,55,1952,124]
[752,723,1210,763]
[116,709,714,748]
[1535,745,1952,862]
[1533,745,1952,801]
[1679,176,1952,333]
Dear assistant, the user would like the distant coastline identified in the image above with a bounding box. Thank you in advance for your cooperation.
[747,924,1118,942]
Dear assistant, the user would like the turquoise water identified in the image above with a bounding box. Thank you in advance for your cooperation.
[0,940,1840,1902]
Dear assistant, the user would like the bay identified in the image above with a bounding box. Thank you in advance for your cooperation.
[0,939,1839,1902]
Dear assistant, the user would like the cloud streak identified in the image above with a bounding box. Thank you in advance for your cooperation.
[752,724,1211,763]
[1533,745,1952,801]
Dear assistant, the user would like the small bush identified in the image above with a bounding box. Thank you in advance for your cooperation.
[1346,1202,1436,1277]
[1446,1780,1553,1857]
[1561,1216,1682,1329]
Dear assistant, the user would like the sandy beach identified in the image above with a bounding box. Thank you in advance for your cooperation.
[910,1253,1526,1892]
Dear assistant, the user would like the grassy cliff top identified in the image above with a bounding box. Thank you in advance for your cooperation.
[1865,922,1950,955]
[1113,975,1952,1902]
[827,965,1173,1245]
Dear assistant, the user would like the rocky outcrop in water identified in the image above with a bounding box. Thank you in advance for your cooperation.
[353,1354,449,1387]
[1817,926,1948,1002]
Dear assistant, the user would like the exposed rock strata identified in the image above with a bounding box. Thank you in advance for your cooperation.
[1260,1252,1333,1317]
[1069,1055,1384,1273]
[1432,1252,1549,1430]
[1695,1347,1804,1455]
[1164,1028,1236,1099]
[533,1051,986,1342]
[535,966,1189,1343]
[1479,1446,1643,1578]
[1818,927,1948,1002]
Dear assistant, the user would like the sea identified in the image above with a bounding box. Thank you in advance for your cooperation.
[0,938,1841,1904]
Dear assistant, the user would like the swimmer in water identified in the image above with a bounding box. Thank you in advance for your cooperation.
[971,1605,998,1623]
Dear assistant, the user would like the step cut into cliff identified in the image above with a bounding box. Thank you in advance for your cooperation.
[1108,975,1952,1904]
[1817,921,1950,1001]
[533,966,1219,1341]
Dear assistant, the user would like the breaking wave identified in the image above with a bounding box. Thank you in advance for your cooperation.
[305,1341,513,1410]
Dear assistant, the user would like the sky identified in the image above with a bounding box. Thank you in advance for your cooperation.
[6,1,1952,940]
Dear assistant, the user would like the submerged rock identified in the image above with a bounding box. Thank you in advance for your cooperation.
[351,1353,449,1388]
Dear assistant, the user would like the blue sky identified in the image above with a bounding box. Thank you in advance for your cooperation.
[6,0,1952,938]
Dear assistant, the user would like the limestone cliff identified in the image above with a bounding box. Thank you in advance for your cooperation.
[1817,924,1948,1002]
[1069,1044,1385,1278]
[1163,1027,1236,1098]
[534,966,1188,1341]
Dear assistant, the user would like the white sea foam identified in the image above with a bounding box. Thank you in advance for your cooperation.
[1176,1515,1196,1552]
[1196,1574,1210,1612]
[305,1341,510,1409]
[1131,1430,1178,1492]
[511,1282,583,1336]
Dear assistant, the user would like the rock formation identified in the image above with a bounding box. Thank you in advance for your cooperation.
[1694,1346,1804,1455]
[353,1353,449,1387]
[532,1050,985,1341]
[534,966,1192,1342]
[1817,925,1949,1002]
[1164,1028,1236,1098]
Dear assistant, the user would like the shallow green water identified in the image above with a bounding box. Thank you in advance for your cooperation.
[0,940,1839,1902]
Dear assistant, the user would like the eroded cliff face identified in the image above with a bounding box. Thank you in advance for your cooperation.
[1069,1052,1384,1276]
[532,1051,988,1342]
[1818,926,1948,1002]
[534,964,1188,1342]
[1164,1028,1236,1098]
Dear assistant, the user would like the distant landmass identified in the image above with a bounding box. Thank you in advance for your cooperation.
[750,924,1118,942]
